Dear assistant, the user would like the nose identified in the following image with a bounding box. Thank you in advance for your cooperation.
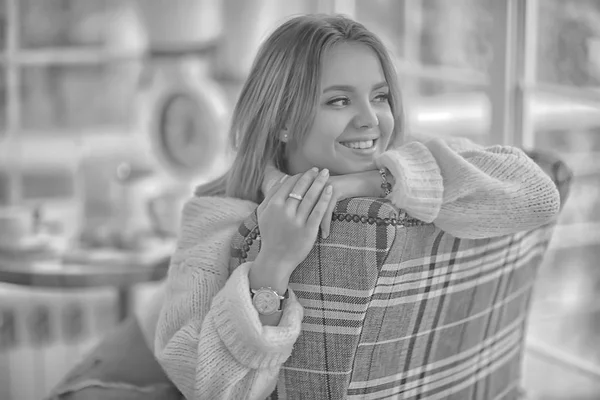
[353,102,379,130]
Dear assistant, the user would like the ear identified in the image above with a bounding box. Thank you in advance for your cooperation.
[279,129,289,143]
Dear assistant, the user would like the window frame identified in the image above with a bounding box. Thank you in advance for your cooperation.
[2,0,600,203]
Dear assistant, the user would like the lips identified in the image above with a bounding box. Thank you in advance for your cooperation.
[340,139,377,150]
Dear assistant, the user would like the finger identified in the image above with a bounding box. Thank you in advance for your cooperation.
[307,185,334,232]
[270,173,304,204]
[320,192,337,239]
[283,168,319,209]
[296,168,329,220]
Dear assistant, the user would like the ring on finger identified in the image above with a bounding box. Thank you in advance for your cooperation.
[287,168,318,204]
[288,193,303,201]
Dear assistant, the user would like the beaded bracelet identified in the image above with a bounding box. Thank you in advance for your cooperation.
[379,168,392,197]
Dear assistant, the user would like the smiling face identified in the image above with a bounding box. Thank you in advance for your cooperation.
[285,42,395,176]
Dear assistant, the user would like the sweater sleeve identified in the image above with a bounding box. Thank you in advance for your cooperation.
[376,136,560,239]
[154,197,304,400]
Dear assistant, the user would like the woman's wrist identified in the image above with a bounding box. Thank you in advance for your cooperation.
[363,169,394,197]
[361,169,385,197]
[249,253,292,294]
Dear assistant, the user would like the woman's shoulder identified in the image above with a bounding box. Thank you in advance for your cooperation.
[183,195,257,224]
[172,195,259,257]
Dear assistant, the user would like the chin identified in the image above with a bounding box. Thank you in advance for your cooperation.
[332,161,376,176]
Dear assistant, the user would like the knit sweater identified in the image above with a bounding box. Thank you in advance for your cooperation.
[154,138,560,400]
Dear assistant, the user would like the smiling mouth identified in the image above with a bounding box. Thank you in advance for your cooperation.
[340,139,377,150]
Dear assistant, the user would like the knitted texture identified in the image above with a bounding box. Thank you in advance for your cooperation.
[229,197,559,399]
[154,197,304,400]
[375,141,443,222]
[154,141,562,399]
[376,137,561,238]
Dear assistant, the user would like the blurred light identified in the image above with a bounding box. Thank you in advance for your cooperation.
[415,110,454,123]
[116,163,132,181]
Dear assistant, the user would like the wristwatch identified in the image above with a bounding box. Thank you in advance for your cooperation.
[250,287,289,315]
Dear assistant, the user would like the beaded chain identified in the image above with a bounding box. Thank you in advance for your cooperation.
[237,212,425,259]
[379,168,392,196]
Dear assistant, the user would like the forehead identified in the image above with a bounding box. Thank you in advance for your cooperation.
[320,42,386,88]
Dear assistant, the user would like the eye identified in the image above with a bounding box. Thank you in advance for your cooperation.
[373,93,390,103]
[326,97,350,107]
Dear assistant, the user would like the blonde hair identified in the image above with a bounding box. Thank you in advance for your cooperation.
[196,14,404,203]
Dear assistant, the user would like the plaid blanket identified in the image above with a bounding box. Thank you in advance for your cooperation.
[230,153,569,400]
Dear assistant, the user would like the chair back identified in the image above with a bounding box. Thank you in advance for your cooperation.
[230,151,571,400]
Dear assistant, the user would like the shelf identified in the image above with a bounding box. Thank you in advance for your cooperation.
[0,128,149,171]
[0,48,143,66]
[0,39,219,67]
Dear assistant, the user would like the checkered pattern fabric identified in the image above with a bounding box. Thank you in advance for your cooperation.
[229,154,570,400]
[230,198,558,400]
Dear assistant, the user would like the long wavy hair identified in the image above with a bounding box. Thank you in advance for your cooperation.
[196,14,404,203]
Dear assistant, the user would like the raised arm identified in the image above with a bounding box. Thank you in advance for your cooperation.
[376,136,560,239]
[154,197,303,400]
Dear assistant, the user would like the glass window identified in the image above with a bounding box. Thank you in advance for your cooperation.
[355,0,405,59]
[0,66,6,132]
[532,0,600,233]
[405,76,490,143]
[0,0,6,50]
[355,0,492,142]
[524,0,600,379]
[355,0,495,74]
[537,0,600,87]
[419,0,494,75]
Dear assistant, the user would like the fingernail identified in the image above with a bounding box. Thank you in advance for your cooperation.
[320,168,329,177]
[326,185,333,193]
[311,167,319,173]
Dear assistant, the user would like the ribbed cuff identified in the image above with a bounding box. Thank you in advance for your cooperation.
[376,142,444,223]
[211,263,303,370]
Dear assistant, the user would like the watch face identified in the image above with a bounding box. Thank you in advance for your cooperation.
[252,290,279,315]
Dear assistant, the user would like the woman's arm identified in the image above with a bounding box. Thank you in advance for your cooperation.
[155,197,303,400]
[376,137,561,239]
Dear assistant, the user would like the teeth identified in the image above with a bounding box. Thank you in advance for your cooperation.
[342,139,375,149]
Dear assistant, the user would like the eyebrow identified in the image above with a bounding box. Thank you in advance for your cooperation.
[323,81,389,93]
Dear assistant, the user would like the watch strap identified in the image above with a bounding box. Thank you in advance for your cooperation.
[250,287,289,300]
[250,287,289,313]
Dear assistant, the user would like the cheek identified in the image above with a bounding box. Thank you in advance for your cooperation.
[302,130,335,159]
[292,126,331,161]
[379,111,395,143]
[310,114,348,147]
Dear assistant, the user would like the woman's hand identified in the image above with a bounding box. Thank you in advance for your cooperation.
[251,167,333,292]
[320,170,390,239]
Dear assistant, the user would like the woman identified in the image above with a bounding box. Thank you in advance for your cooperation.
[154,14,559,399]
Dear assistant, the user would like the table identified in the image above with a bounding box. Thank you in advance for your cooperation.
[0,240,173,321]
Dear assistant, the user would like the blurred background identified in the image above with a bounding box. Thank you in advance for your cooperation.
[0,0,598,399]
